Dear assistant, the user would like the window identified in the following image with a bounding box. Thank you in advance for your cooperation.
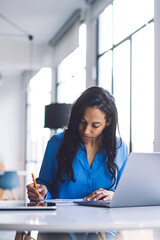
[132,23,154,152]
[113,40,130,148]
[98,0,154,152]
[57,24,86,103]
[26,68,52,185]
[114,0,154,44]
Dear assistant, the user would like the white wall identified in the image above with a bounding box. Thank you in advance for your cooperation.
[0,39,54,71]
[0,73,25,171]
[0,73,26,199]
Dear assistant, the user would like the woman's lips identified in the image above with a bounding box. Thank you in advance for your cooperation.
[81,135,91,141]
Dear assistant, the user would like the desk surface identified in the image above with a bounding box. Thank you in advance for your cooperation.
[0,201,160,232]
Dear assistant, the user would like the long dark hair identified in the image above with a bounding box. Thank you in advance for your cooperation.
[56,86,121,188]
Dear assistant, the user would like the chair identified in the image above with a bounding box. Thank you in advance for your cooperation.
[0,171,20,200]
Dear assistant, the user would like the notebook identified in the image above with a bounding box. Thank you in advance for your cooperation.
[0,200,56,211]
[74,152,160,208]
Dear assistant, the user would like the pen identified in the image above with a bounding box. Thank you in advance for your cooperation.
[31,173,40,196]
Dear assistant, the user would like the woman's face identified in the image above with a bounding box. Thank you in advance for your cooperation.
[78,106,111,144]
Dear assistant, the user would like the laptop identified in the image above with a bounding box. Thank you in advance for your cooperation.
[74,152,160,208]
[0,200,56,211]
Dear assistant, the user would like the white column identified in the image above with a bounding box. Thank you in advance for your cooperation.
[154,0,160,151]
[85,11,97,88]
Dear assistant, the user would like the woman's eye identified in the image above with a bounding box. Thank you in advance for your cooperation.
[92,125,100,128]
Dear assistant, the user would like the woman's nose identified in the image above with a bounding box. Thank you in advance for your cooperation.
[83,124,91,134]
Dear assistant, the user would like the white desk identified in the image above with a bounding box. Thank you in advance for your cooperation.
[0,201,160,239]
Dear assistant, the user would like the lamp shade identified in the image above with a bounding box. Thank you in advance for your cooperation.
[44,103,72,129]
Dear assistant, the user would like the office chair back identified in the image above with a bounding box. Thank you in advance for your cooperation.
[0,171,19,190]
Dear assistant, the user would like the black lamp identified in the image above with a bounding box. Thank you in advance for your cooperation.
[44,103,72,129]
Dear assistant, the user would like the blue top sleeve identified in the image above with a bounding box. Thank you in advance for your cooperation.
[36,132,64,198]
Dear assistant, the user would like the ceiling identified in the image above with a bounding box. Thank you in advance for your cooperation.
[0,0,90,76]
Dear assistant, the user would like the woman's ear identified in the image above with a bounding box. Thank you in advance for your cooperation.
[106,118,111,127]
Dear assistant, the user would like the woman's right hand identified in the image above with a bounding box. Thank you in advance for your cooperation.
[26,183,47,202]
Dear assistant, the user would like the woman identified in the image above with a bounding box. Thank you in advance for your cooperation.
[27,86,128,202]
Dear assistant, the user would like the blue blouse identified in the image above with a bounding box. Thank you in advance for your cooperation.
[37,132,128,199]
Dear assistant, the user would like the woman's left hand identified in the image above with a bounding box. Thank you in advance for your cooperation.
[83,188,114,201]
